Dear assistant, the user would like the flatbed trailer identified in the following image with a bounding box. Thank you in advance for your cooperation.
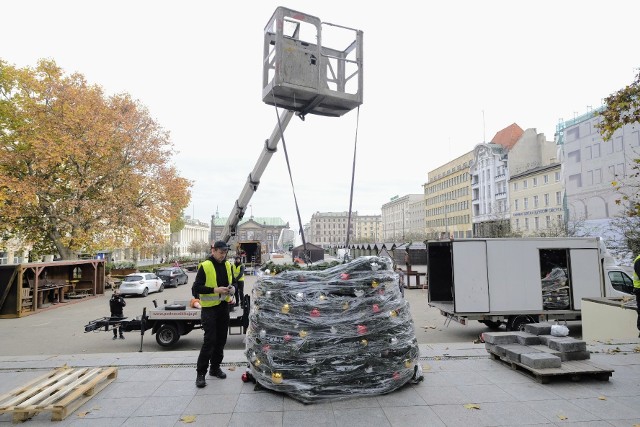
[84,296,250,348]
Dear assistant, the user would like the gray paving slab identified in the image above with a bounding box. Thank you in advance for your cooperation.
[0,343,639,427]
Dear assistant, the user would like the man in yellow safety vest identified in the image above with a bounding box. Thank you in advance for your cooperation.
[231,256,245,309]
[192,240,236,388]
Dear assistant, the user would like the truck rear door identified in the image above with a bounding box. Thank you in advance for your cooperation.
[569,248,601,310]
[453,241,490,313]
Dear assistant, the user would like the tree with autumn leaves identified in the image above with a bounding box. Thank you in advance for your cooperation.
[597,72,640,255]
[0,59,191,259]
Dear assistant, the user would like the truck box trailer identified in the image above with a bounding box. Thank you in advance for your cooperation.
[237,240,262,266]
[427,237,635,331]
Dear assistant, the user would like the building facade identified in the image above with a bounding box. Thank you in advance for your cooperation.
[507,128,563,236]
[308,211,355,248]
[558,108,640,224]
[353,214,382,243]
[510,163,564,235]
[471,123,523,236]
[381,194,423,241]
[211,215,289,254]
[170,216,210,257]
[424,150,474,239]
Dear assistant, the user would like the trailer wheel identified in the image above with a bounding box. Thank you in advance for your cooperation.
[507,315,536,331]
[156,323,179,347]
[479,320,502,330]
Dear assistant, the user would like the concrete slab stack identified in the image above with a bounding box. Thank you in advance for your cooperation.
[483,323,590,370]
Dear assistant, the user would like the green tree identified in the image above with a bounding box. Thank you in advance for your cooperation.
[0,59,192,259]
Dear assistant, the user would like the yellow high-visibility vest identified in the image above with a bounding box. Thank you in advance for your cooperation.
[232,264,244,282]
[198,260,233,307]
[633,254,640,289]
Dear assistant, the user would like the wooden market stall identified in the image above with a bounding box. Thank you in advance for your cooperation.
[0,260,105,318]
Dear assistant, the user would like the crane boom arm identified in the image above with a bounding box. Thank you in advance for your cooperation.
[221,109,295,242]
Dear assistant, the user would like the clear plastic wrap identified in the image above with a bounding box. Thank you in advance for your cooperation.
[541,267,570,310]
[245,256,420,403]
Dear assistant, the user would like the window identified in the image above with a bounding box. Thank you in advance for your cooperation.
[555,172,560,182]
[593,144,601,158]
[534,195,539,208]
[543,175,549,184]
[525,218,529,230]
[535,217,539,230]
[546,216,551,228]
[533,177,538,187]
[513,182,518,191]
[585,146,592,160]
[514,199,519,211]
[557,214,563,224]
[524,198,529,209]
[515,218,520,230]
[544,193,549,206]
[556,191,562,205]
[523,179,528,189]
[608,271,634,294]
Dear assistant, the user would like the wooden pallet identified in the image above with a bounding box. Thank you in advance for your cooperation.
[488,351,613,384]
[0,366,118,422]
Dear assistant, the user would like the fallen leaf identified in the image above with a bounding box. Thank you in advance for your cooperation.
[228,366,236,371]
[434,356,441,361]
[598,396,607,400]
[422,363,431,371]
[76,412,90,418]
[180,415,197,423]
[634,346,640,353]
[464,404,481,410]
[558,414,568,420]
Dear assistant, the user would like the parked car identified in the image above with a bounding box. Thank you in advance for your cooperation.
[156,267,189,288]
[119,273,164,297]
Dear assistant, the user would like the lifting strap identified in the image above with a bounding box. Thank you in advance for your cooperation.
[271,95,311,263]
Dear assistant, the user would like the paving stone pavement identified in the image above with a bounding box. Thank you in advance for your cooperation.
[0,341,639,426]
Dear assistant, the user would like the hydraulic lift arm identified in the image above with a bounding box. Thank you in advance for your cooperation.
[221,109,295,242]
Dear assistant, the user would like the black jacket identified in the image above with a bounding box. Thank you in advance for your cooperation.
[191,256,236,299]
[110,295,126,316]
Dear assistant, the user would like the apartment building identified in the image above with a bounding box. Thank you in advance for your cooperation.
[558,108,640,225]
[471,123,523,236]
[381,195,423,241]
[308,211,354,248]
[424,150,474,239]
[353,214,382,243]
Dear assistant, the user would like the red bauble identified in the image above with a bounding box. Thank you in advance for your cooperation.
[284,334,292,342]
[372,304,380,313]
[340,273,350,280]
[357,324,367,335]
[310,308,320,317]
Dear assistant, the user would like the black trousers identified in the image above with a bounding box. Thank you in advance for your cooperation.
[196,304,230,374]
[234,281,245,307]
[110,314,124,337]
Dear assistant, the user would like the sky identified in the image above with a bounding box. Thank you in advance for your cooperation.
[2,1,639,244]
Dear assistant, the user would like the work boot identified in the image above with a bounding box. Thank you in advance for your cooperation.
[209,367,227,379]
[195,373,206,388]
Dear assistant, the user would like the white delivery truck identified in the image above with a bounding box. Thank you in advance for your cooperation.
[427,237,635,331]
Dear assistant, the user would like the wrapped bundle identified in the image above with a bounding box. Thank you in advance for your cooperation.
[245,256,420,403]
[542,267,570,310]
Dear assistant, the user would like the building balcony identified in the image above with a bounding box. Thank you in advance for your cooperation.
[495,192,507,199]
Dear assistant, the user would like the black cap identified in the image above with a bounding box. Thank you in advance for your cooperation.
[212,240,231,250]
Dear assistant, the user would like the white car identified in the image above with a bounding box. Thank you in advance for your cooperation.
[119,273,164,297]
